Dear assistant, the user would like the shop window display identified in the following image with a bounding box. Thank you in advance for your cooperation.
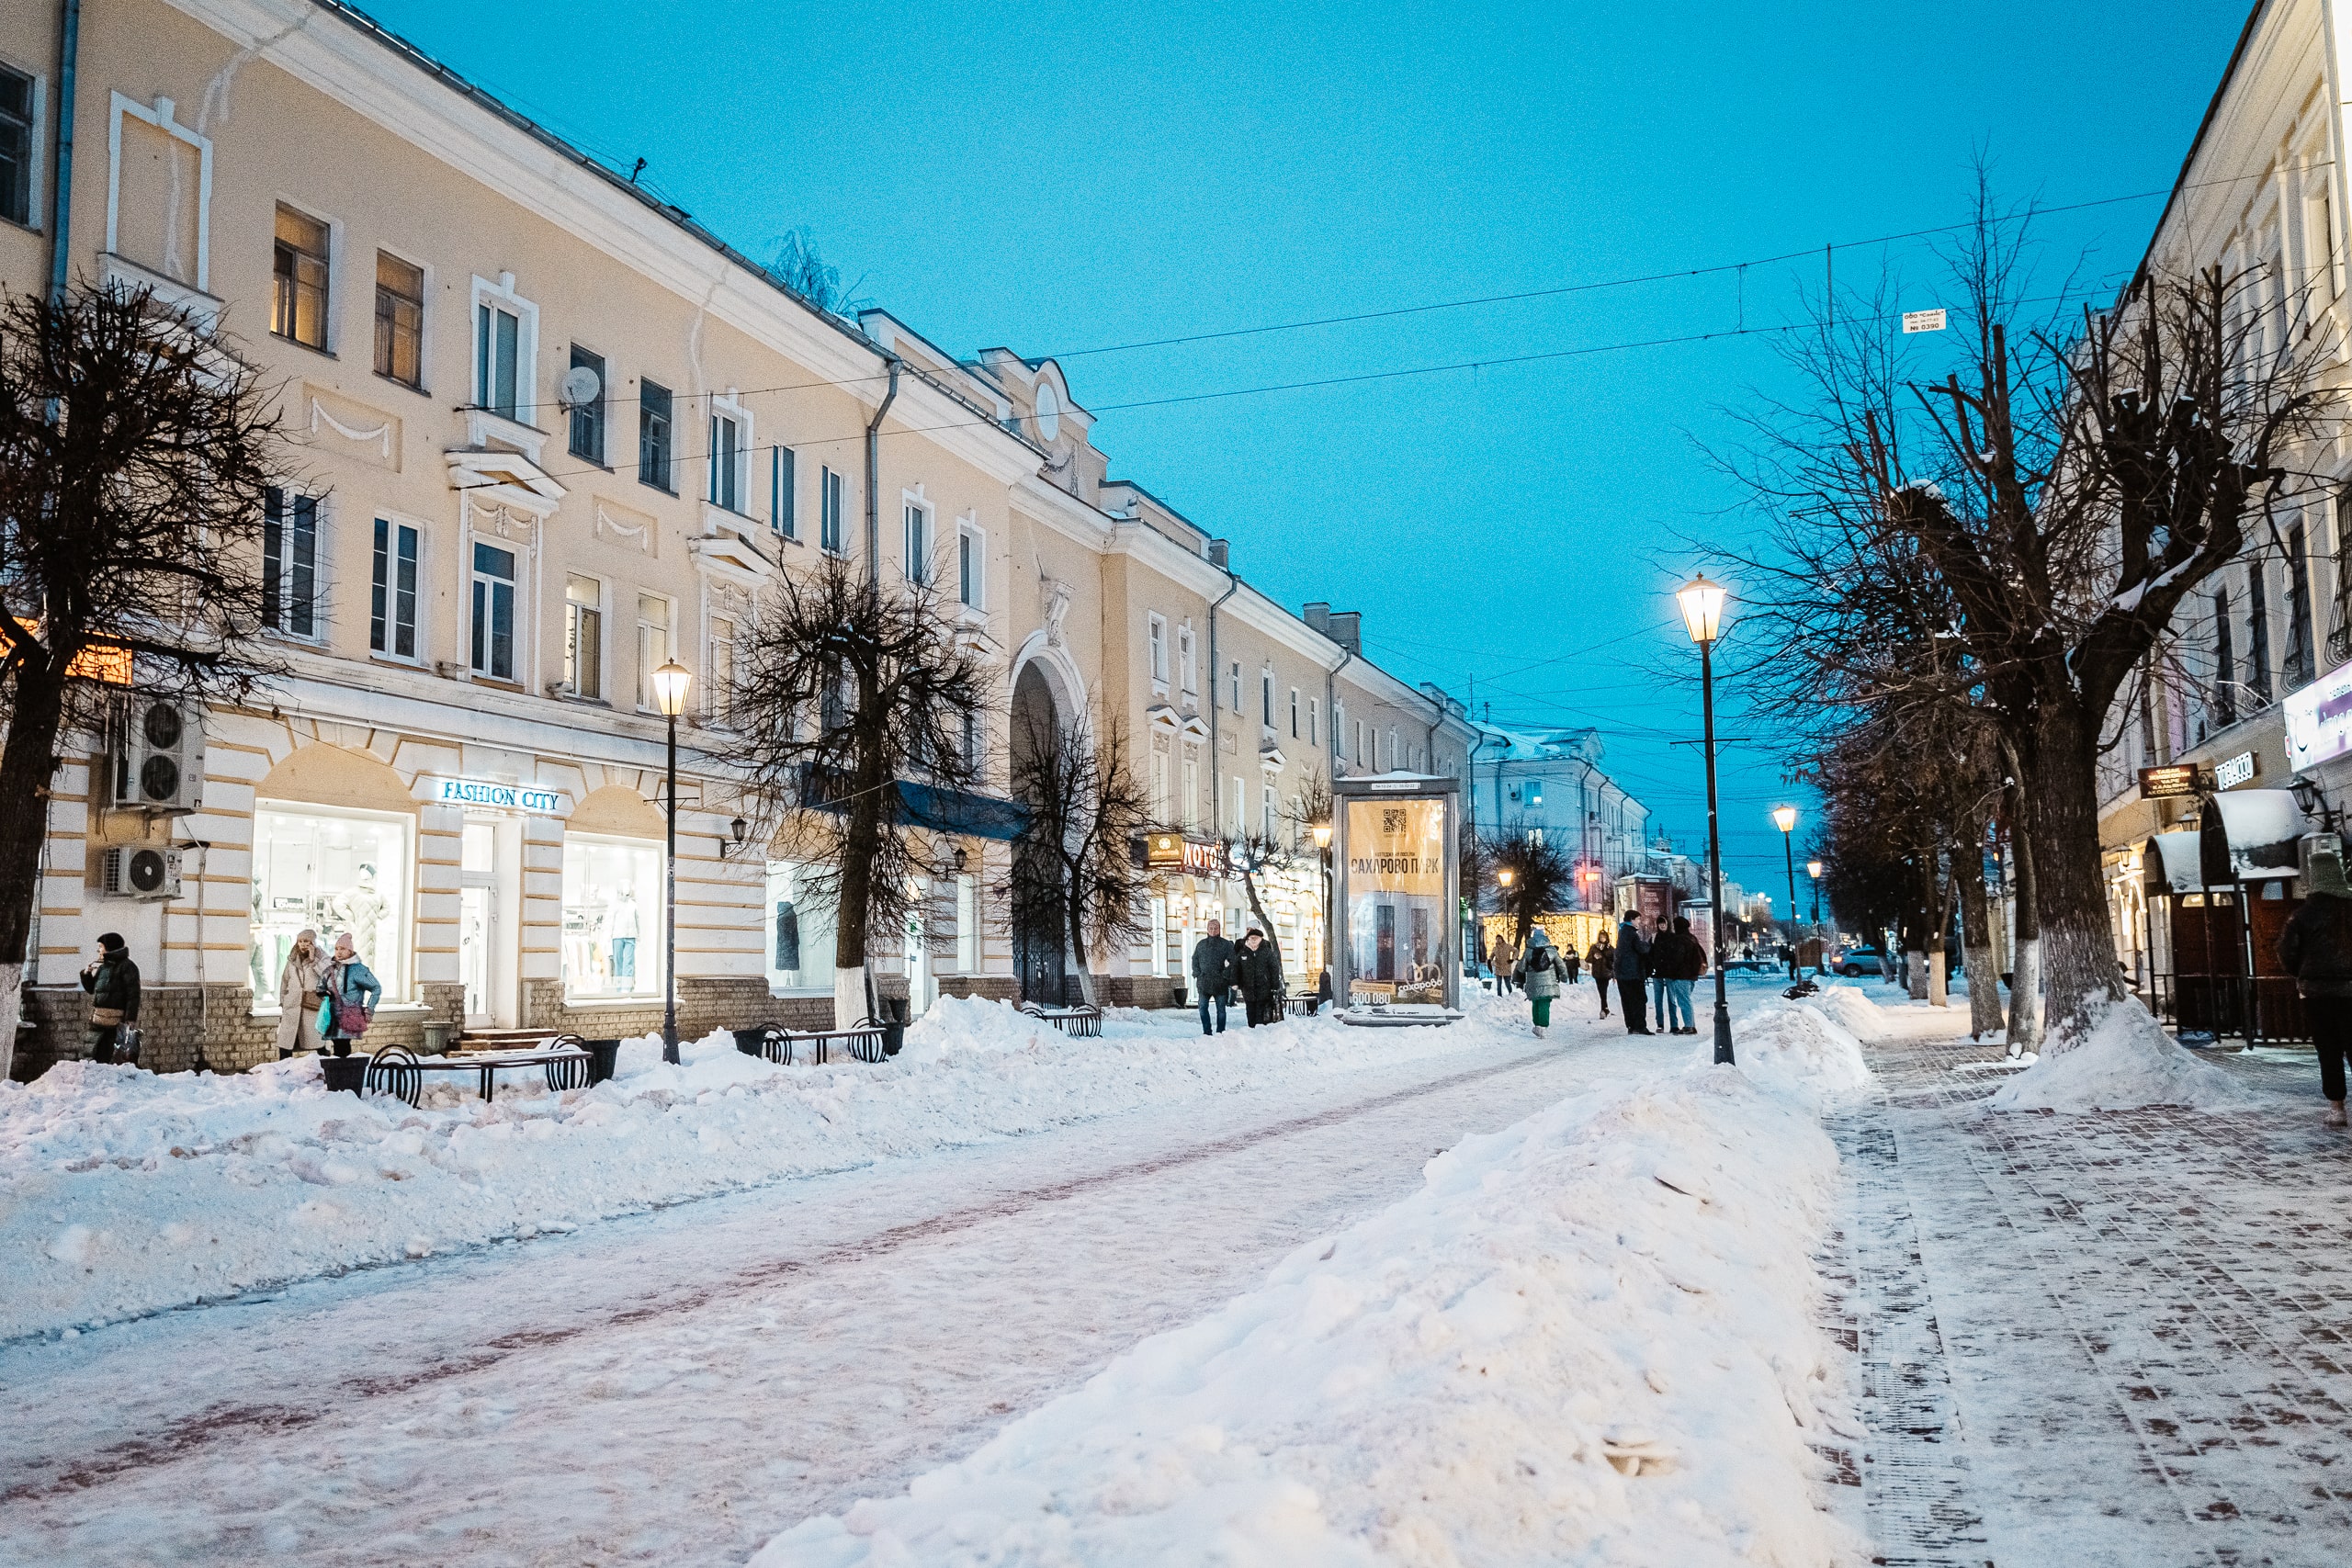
[561,835,662,998]
[764,862,838,992]
[249,805,413,1006]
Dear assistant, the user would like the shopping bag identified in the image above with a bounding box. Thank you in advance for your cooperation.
[315,996,334,1037]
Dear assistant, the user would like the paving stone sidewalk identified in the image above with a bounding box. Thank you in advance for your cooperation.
[1823,1007,2352,1568]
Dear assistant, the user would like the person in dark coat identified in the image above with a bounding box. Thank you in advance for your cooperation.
[322,931,383,1057]
[1613,915,1652,1034]
[1560,941,1581,987]
[2280,849,2352,1127]
[1588,934,1614,1017]
[79,932,141,1064]
[1191,920,1236,1036]
[1654,916,1706,1034]
[1234,928,1283,1027]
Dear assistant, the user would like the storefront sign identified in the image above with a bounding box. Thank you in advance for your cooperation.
[2139,763,2202,799]
[2213,751,2259,790]
[430,775,564,815]
[2286,661,2352,772]
[1145,831,1227,878]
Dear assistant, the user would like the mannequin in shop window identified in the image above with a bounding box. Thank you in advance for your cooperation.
[607,886,640,985]
[330,864,390,967]
[775,897,800,974]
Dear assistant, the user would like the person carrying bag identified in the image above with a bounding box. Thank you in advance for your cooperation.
[80,932,141,1064]
[320,931,383,1058]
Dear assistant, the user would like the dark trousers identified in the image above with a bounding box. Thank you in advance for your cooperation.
[2313,998,2350,1100]
[1617,977,1647,1032]
[1198,988,1227,1035]
[1594,974,1611,1014]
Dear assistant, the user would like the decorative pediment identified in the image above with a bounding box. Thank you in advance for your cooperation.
[689,529,775,585]
[1259,743,1288,772]
[1146,703,1182,730]
[1180,712,1211,741]
[445,446,564,514]
[469,501,541,544]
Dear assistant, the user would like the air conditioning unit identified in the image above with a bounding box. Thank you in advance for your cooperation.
[100,845,182,901]
[113,695,204,814]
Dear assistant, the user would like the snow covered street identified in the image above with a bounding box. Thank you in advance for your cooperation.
[0,995,1708,1566]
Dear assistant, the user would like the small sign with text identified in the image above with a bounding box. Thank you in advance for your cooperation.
[1901,308,1948,333]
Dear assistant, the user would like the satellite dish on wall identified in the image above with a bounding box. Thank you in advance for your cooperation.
[559,365,603,409]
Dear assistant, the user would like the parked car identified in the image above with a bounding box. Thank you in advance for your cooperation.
[1833,946,1885,976]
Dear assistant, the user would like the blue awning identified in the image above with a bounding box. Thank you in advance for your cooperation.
[898,782,1028,842]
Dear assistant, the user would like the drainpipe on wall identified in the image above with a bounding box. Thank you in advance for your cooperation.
[864,356,900,584]
[1204,544,1238,832]
[1324,645,1352,785]
[48,0,79,306]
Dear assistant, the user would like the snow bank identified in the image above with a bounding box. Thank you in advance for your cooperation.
[1988,997,2255,1112]
[1803,982,1889,1041]
[0,1002,1492,1342]
[757,1063,1859,1568]
[1707,1000,1875,1111]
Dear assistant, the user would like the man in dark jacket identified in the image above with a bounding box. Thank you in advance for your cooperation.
[79,932,142,1064]
[2280,850,2352,1127]
[1191,920,1236,1035]
[1654,916,1705,1034]
[1613,915,1652,1034]
[1235,928,1283,1027]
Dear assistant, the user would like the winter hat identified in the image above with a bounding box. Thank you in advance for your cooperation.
[1526,927,1551,948]
[96,931,124,952]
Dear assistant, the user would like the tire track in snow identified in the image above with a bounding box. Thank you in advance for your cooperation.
[2,1043,1560,1505]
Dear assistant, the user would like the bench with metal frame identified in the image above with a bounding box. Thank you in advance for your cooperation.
[362,1036,594,1108]
[1020,1001,1103,1038]
[733,1021,890,1066]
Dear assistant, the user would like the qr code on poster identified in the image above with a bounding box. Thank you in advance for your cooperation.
[1384,808,1408,834]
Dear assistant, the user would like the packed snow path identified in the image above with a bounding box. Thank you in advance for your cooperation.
[1823,992,2352,1568]
[0,1003,1688,1565]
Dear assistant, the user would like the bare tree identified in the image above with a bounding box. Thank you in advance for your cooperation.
[1001,709,1150,1006]
[0,283,289,1079]
[1487,824,1576,949]
[728,552,994,1027]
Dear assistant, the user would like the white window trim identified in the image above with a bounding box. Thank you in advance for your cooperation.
[469,271,541,426]
[106,92,212,290]
[467,534,527,682]
[707,388,754,514]
[265,487,329,646]
[368,510,430,667]
[636,591,679,713]
[902,486,934,587]
[2,60,46,233]
[562,570,607,698]
[1148,613,1169,692]
[956,514,986,615]
[1178,622,1197,695]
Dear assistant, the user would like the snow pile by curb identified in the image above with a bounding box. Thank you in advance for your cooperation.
[1989,997,2255,1112]
[0,1002,1494,1342]
[1713,1000,1876,1111]
[1803,983,1889,1042]
[756,1065,1860,1568]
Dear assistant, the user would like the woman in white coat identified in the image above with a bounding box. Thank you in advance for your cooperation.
[275,928,329,1058]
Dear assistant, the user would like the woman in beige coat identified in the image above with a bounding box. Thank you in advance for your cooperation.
[275,929,329,1057]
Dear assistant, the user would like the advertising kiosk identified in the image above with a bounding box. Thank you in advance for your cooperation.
[1332,773,1463,1024]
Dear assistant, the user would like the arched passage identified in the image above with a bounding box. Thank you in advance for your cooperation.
[1008,661,1067,1003]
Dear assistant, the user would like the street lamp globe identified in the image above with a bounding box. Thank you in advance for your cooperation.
[1772,805,1798,834]
[1675,573,1728,645]
[1807,858,1823,879]
[1312,821,1332,849]
[650,659,694,718]
[1498,866,1516,888]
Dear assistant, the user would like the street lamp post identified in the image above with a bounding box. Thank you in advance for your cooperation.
[1676,574,1735,1065]
[1772,806,1800,980]
[1312,820,1334,991]
[1806,858,1824,975]
[650,658,694,1065]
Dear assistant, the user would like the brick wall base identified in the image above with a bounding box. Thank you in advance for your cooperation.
[1097,976,1192,1010]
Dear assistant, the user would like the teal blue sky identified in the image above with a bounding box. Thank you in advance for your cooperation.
[361,0,2245,897]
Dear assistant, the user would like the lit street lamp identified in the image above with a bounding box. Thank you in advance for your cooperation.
[1676,573,1735,1066]
[650,658,694,1065]
[1805,857,1824,974]
[1772,805,1800,980]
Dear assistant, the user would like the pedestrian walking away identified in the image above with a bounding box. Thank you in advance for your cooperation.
[79,932,142,1064]
[1514,926,1565,1037]
[1613,914,1652,1034]
[1190,920,1236,1035]
[1234,928,1282,1027]
[1489,930,1516,995]
[1560,942,1580,988]
[1588,934,1615,1017]
[321,932,383,1057]
[2279,848,2352,1127]
[274,927,330,1058]
[1654,916,1705,1034]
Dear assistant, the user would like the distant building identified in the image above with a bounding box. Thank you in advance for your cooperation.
[1467,723,1650,910]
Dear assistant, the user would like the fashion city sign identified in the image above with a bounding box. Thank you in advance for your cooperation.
[427,775,566,815]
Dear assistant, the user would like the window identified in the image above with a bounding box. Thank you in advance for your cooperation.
[1387,727,1399,770]
[764,863,837,992]
[469,542,516,680]
[369,518,418,659]
[355,253,423,391]
[903,501,930,584]
[959,524,981,608]
[564,836,663,999]
[1179,626,1196,694]
[1182,751,1199,831]
[1229,660,1241,712]
[476,299,521,419]
[0,66,30,228]
[1262,781,1277,836]
[709,615,738,722]
[636,592,672,709]
[2212,588,2236,725]
[1151,743,1170,820]
[961,710,983,776]
[1261,669,1274,728]
[271,206,330,350]
[2249,564,2275,705]
[956,874,979,973]
[772,446,796,537]
[568,346,605,462]
[1290,687,1299,739]
[639,380,673,491]
[251,805,413,1006]
[1230,774,1244,835]
[262,488,318,638]
[1148,615,1168,684]
[564,574,603,699]
[820,466,845,553]
[709,409,744,512]
[1309,696,1319,746]
[2287,522,2315,688]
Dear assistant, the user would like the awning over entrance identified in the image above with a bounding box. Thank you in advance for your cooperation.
[898,782,1028,842]
[2143,830,2204,894]
[2198,789,2312,884]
